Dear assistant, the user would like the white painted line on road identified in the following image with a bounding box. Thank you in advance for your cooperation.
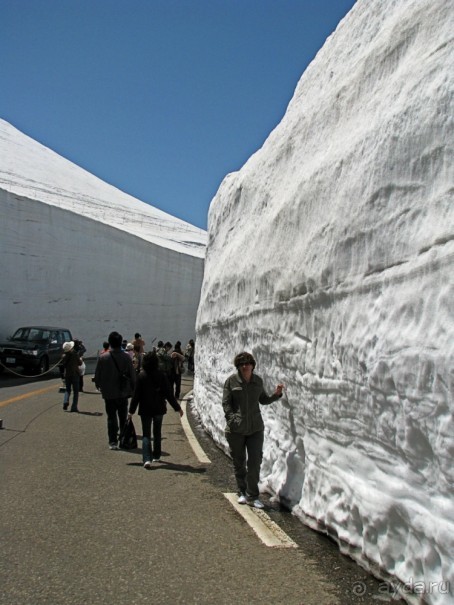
[223,492,298,548]
[180,392,211,464]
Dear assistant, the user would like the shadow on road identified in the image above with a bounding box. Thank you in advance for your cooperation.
[126,460,207,474]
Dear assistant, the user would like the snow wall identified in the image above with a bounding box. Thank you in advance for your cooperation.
[193,1,454,603]
[0,121,206,356]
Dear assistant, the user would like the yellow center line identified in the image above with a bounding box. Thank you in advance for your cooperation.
[0,384,58,408]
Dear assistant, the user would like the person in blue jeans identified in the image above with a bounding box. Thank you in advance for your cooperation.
[128,352,183,468]
[60,341,83,412]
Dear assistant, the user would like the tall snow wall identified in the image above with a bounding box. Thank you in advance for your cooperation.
[0,121,206,355]
[193,1,454,603]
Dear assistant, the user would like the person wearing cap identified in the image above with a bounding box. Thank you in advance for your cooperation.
[60,341,83,412]
[222,351,284,509]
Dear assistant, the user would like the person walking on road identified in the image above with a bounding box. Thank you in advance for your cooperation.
[74,338,86,392]
[157,341,173,378]
[222,351,284,509]
[128,351,183,469]
[95,331,136,450]
[185,339,195,373]
[170,341,185,399]
[60,341,83,412]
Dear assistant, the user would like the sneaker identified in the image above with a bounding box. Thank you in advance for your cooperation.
[63,405,68,410]
[143,461,152,469]
[109,443,119,450]
[152,458,161,462]
[237,493,247,505]
[252,499,265,509]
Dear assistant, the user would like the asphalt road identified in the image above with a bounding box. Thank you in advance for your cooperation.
[0,367,406,605]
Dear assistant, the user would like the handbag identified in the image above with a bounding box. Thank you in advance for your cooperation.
[119,417,138,450]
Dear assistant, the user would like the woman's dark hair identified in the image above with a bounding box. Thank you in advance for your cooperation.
[233,352,256,369]
[142,351,159,373]
[174,341,182,353]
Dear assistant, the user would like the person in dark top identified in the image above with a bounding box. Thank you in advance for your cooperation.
[95,331,136,450]
[222,351,284,508]
[60,341,83,412]
[128,351,183,468]
[170,341,185,399]
[74,338,86,392]
[185,339,195,373]
[157,341,173,377]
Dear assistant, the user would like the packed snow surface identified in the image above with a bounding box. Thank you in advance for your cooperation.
[0,120,206,353]
[193,1,454,603]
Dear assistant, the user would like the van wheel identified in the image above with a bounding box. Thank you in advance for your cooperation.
[38,356,49,374]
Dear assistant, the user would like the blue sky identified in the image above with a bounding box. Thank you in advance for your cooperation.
[1,0,356,230]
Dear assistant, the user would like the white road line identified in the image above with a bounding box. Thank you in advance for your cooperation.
[223,493,298,548]
[180,392,211,464]
[181,393,297,548]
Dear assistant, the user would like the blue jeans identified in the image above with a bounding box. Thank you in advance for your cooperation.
[63,375,80,411]
[104,398,128,445]
[140,415,164,463]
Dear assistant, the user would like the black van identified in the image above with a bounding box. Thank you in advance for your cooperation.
[0,326,73,375]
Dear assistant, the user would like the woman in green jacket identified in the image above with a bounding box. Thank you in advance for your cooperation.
[222,352,284,509]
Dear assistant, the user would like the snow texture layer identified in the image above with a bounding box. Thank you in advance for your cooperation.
[0,120,206,354]
[193,1,454,603]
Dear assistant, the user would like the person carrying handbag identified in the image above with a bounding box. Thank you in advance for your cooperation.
[94,331,136,450]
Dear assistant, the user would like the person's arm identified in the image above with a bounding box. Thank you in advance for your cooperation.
[162,374,183,416]
[222,378,240,425]
[258,382,285,405]
[126,357,136,390]
[94,358,102,389]
[128,376,141,416]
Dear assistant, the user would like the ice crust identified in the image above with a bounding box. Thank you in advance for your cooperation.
[0,120,207,354]
[193,1,454,602]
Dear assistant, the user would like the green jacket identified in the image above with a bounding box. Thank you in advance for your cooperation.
[222,371,281,435]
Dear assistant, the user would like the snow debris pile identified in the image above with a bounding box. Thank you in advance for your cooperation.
[193,0,453,603]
